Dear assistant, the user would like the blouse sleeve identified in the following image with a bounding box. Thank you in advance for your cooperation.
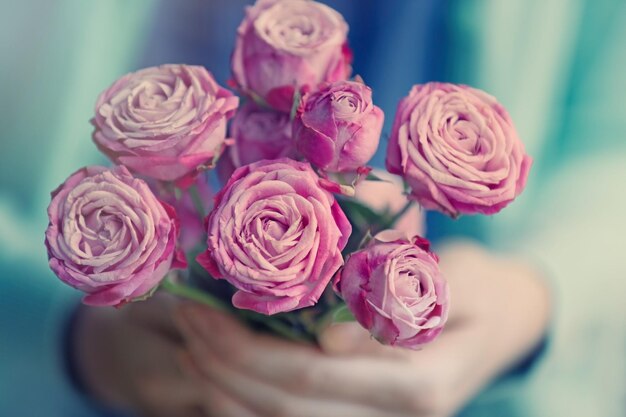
[0,261,101,416]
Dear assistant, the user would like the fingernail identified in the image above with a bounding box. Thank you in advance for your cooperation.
[176,349,200,378]
[175,305,197,335]
[190,306,222,337]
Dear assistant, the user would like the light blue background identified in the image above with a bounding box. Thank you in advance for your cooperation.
[1,1,625,415]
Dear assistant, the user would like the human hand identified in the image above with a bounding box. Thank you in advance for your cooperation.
[73,294,204,417]
[175,242,550,417]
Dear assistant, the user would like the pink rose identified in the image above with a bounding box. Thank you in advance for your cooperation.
[151,175,214,252]
[92,64,238,182]
[197,159,352,315]
[386,83,532,216]
[294,80,384,172]
[335,230,448,349]
[217,101,295,182]
[45,166,186,307]
[231,0,352,112]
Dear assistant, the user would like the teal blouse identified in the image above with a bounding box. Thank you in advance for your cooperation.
[1,1,624,415]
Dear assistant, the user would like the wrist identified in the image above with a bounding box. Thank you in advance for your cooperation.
[483,258,551,378]
[438,241,551,384]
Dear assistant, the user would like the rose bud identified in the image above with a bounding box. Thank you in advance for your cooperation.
[197,159,352,315]
[92,64,238,183]
[217,101,296,182]
[386,82,532,217]
[231,0,352,112]
[45,166,186,307]
[293,80,384,172]
[335,230,448,349]
[151,174,214,252]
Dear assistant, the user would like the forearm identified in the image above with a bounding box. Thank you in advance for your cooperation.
[485,256,550,376]
[436,241,551,405]
[0,266,102,416]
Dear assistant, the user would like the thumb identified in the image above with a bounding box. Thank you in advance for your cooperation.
[318,322,370,354]
[319,322,410,359]
[318,322,413,360]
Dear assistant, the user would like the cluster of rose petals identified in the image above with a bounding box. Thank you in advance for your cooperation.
[151,175,214,252]
[197,159,352,315]
[45,166,186,307]
[294,80,384,172]
[335,230,448,349]
[386,82,532,216]
[92,64,238,182]
[231,0,352,112]
[217,101,296,182]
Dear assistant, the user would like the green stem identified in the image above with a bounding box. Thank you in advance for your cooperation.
[315,302,356,335]
[161,278,312,343]
[188,185,206,219]
[160,279,229,311]
[289,88,302,121]
[243,312,312,343]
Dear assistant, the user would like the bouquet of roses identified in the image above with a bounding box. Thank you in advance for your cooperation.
[44,0,531,349]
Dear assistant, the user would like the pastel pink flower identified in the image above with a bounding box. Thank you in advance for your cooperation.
[197,158,352,315]
[217,102,295,182]
[231,0,352,112]
[151,174,214,252]
[45,166,186,307]
[386,83,532,217]
[335,230,448,349]
[92,64,238,182]
[294,80,384,172]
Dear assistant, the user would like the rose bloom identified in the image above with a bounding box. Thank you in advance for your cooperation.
[217,101,295,182]
[151,174,214,252]
[92,64,238,183]
[45,166,186,307]
[294,80,384,172]
[197,159,352,315]
[231,0,352,112]
[335,230,448,349]
[386,82,532,217]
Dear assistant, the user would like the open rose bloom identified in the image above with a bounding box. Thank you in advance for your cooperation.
[45,166,185,307]
[387,82,532,216]
[197,159,351,315]
[45,1,534,350]
[231,0,352,111]
[92,64,238,183]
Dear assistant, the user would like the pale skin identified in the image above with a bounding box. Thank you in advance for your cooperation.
[75,241,550,417]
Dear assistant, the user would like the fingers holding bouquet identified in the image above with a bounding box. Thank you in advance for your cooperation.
[176,305,436,417]
[176,241,548,417]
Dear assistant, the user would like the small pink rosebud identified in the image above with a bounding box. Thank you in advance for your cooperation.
[294,80,384,172]
[217,102,295,182]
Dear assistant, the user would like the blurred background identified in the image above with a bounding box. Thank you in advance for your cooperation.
[0,0,624,416]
